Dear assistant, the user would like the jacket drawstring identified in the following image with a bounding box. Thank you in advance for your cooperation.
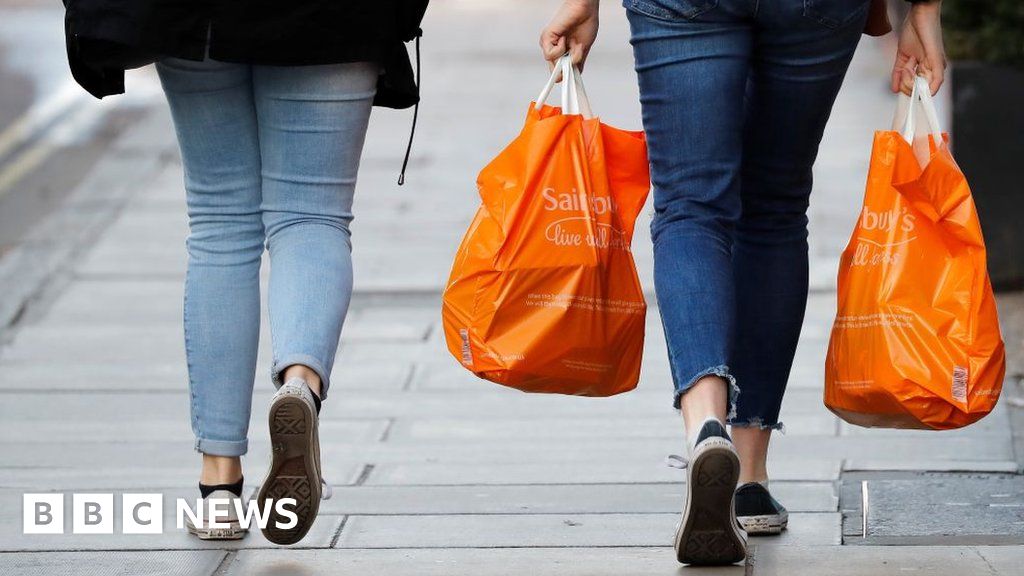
[397,30,422,186]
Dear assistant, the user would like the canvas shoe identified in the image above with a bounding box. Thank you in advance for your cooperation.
[185,489,247,540]
[673,418,747,565]
[256,378,328,545]
[735,481,789,535]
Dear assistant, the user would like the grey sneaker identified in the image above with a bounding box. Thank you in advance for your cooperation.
[674,419,747,565]
[185,490,247,540]
[257,378,323,545]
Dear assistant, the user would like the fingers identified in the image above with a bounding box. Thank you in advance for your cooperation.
[923,57,946,95]
[540,31,566,63]
[893,68,916,96]
[569,43,588,73]
[892,53,918,96]
[900,71,915,96]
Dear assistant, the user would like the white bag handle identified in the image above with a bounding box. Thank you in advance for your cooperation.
[893,76,943,145]
[535,54,594,119]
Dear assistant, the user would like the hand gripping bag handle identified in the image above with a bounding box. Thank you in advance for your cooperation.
[535,54,594,119]
[892,76,981,243]
[892,76,943,145]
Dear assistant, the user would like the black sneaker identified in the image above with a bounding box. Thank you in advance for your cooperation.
[674,419,747,565]
[735,482,789,535]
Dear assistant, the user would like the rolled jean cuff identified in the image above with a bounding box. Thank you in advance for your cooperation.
[272,354,331,401]
[729,417,786,433]
[673,364,739,420]
[195,437,248,457]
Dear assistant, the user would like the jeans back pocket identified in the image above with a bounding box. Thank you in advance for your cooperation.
[803,0,871,29]
[625,0,720,22]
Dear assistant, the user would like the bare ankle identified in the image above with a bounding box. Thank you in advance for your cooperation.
[679,375,730,440]
[282,364,322,398]
[732,426,772,485]
[200,455,243,485]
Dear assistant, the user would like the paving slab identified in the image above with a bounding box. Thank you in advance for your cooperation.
[0,324,189,364]
[750,545,1020,576]
[74,209,188,278]
[0,550,226,576]
[844,459,1021,473]
[421,364,835,398]
[0,362,189,391]
[225,547,740,576]
[385,414,835,441]
[0,460,365,491]
[367,458,842,486]
[11,434,980,477]
[38,278,184,326]
[39,279,435,343]
[318,388,830,420]
[975,546,1024,574]
[859,475,1024,545]
[0,360,411,392]
[0,418,389,445]
[336,512,840,549]
[318,483,836,516]
[321,434,1012,467]
[768,434,1014,463]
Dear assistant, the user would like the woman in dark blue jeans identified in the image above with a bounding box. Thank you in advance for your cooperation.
[542,0,946,565]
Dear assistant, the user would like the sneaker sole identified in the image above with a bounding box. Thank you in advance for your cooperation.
[738,513,788,535]
[675,439,746,565]
[257,394,321,545]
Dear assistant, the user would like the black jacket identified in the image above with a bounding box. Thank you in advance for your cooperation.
[63,0,429,109]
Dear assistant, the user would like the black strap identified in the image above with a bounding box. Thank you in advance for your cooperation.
[397,30,422,186]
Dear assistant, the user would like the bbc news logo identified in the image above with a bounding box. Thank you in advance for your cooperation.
[23,493,297,534]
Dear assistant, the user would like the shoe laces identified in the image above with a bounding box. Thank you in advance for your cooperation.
[665,454,689,470]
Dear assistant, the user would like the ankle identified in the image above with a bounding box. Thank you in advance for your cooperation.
[282,365,322,398]
[200,455,243,485]
[199,476,244,498]
[685,415,725,447]
[680,375,730,440]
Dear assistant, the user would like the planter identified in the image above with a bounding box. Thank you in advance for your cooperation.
[952,60,1024,290]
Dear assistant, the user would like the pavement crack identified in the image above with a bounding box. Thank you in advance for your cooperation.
[401,364,419,392]
[744,545,756,576]
[211,551,237,576]
[354,463,377,486]
[378,418,395,442]
[329,515,350,548]
[972,547,999,575]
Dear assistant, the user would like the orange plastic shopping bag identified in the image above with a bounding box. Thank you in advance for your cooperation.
[825,77,1005,429]
[442,55,651,397]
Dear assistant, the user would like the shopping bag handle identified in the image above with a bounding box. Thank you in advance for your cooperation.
[893,76,943,145]
[535,54,594,119]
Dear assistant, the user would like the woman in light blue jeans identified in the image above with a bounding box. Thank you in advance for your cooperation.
[157,57,376,543]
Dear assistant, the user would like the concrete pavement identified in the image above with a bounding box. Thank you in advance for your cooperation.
[0,1,1022,574]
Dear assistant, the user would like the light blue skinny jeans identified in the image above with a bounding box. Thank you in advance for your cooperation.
[156,57,378,457]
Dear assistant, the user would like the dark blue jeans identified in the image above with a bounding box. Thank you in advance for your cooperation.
[624,0,868,428]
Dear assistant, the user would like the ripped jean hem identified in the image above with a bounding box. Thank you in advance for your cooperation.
[729,418,786,433]
[673,364,739,421]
